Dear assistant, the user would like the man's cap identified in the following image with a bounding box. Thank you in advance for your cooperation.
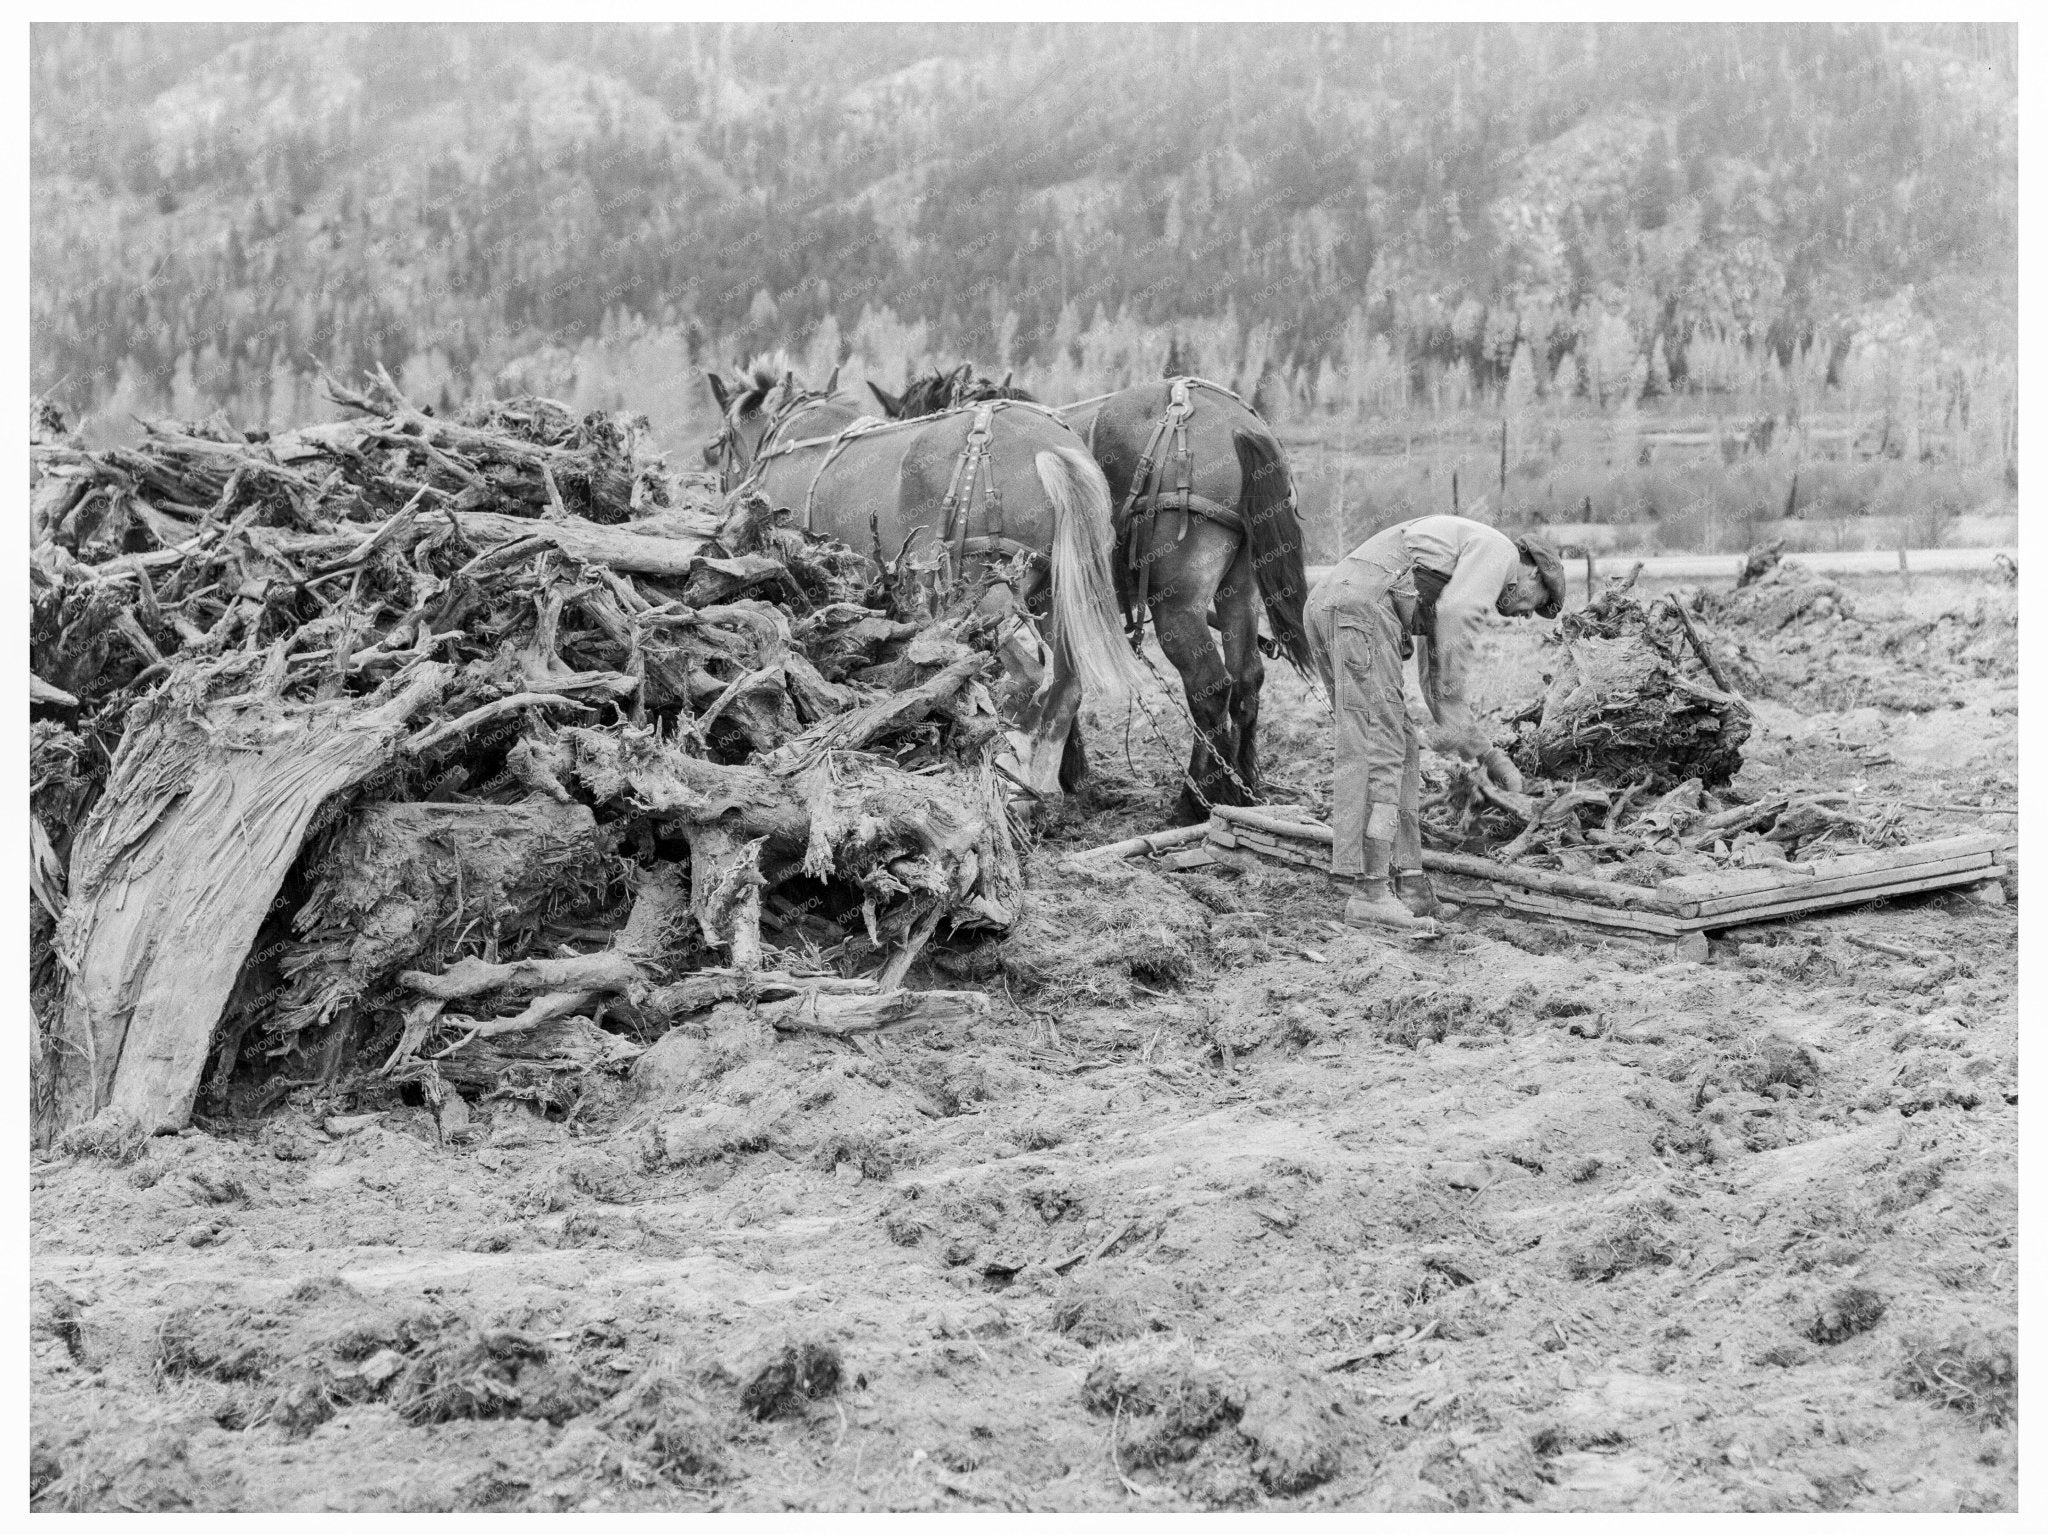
[1515,533,1568,619]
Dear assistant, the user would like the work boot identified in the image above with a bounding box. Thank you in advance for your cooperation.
[1343,878,1438,934]
[1394,870,1444,919]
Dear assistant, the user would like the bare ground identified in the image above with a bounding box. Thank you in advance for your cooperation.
[30,572,2017,1512]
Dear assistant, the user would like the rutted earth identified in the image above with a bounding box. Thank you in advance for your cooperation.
[30,572,2018,1511]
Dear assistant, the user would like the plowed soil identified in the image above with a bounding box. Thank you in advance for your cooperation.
[31,572,2018,1512]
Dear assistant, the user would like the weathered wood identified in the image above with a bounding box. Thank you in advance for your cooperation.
[1442,855,2003,934]
[1421,848,1686,913]
[406,692,593,756]
[398,949,644,1002]
[31,673,79,708]
[51,665,447,1139]
[1207,804,1998,936]
[1209,803,1332,841]
[761,652,988,772]
[1682,861,2003,927]
[1211,807,1687,913]
[876,903,947,991]
[761,987,989,1037]
[429,1014,644,1099]
[1657,834,2000,904]
[1664,594,1737,695]
[691,824,764,969]
[425,506,714,576]
[1070,823,1212,861]
[1436,881,1690,938]
[1680,849,1996,919]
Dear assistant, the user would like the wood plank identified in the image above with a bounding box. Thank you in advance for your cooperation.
[1212,807,1687,914]
[1210,803,1333,842]
[1206,812,2003,931]
[1448,859,2002,938]
[1440,882,1691,937]
[1686,848,1996,918]
[1421,848,1687,914]
[1692,862,2003,929]
[1656,834,2000,901]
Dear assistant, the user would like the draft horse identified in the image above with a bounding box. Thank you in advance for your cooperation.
[702,367,1142,801]
[874,366,1312,824]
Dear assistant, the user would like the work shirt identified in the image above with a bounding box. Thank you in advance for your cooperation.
[1333,515,1521,755]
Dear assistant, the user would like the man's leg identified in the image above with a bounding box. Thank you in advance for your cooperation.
[1390,724,1445,916]
[1340,607,1435,931]
[1307,584,1370,879]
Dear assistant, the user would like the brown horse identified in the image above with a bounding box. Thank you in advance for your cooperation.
[878,368,1311,824]
[701,367,1142,801]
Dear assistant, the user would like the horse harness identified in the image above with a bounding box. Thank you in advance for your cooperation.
[738,395,1063,576]
[1094,376,1252,648]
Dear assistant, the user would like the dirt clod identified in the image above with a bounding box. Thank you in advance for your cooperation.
[739,1340,843,1420]
[1805,1286,1888,1345]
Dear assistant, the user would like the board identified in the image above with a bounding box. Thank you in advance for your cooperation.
[1205,811,2009,937]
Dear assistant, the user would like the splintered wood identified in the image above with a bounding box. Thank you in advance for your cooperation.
[1206,805,2006,938]
[30,379,1028,1142]
[52,670,446,1137]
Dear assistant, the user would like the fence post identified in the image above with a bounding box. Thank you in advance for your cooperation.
[1498,417,1508,512]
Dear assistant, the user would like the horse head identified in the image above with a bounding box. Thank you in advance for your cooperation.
[704,366,864,488]
[702,365,797,484]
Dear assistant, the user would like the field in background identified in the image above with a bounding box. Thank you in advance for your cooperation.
[66,316,2017,564]
[1279,410,2016,564]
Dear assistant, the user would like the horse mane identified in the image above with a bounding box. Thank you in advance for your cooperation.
[732,365,783,419]
[900,363,1037,417]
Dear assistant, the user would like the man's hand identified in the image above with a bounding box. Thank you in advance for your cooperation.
[1427,720,1490,761]
[1479,747,1524,795]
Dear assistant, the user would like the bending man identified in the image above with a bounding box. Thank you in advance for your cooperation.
[1304,515,1565,931]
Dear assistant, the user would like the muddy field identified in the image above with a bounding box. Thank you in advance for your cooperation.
[30,569,2018,1512]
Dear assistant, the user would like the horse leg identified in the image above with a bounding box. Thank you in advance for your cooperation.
[1214,536,1266,799]
[1146,528,1241,825]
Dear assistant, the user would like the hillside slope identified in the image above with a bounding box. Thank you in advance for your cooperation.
[31,23,2016,430]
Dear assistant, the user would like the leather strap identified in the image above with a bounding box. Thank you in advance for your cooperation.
[938,403,998,580]
[802,418,877,533]
[1122,379,1202,649]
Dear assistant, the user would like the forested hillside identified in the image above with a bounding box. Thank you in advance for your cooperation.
[31,23,2016,444]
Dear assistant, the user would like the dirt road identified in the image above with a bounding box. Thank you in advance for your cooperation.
[31,572,2017,1511]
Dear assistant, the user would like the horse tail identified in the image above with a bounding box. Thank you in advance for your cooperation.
[1035,447,1147,703]
[1233,427,1313,674]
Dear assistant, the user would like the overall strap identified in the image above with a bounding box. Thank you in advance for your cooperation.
[1412,563,1451,639]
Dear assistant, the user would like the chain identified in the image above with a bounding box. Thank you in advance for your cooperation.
[1122,640,1261,813]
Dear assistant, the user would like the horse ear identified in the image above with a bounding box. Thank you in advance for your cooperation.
[705,372,731,413]
[1000,370,1014,394]
[823,365,840,396]
[780,370,795,398]
[869,381,904,417]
